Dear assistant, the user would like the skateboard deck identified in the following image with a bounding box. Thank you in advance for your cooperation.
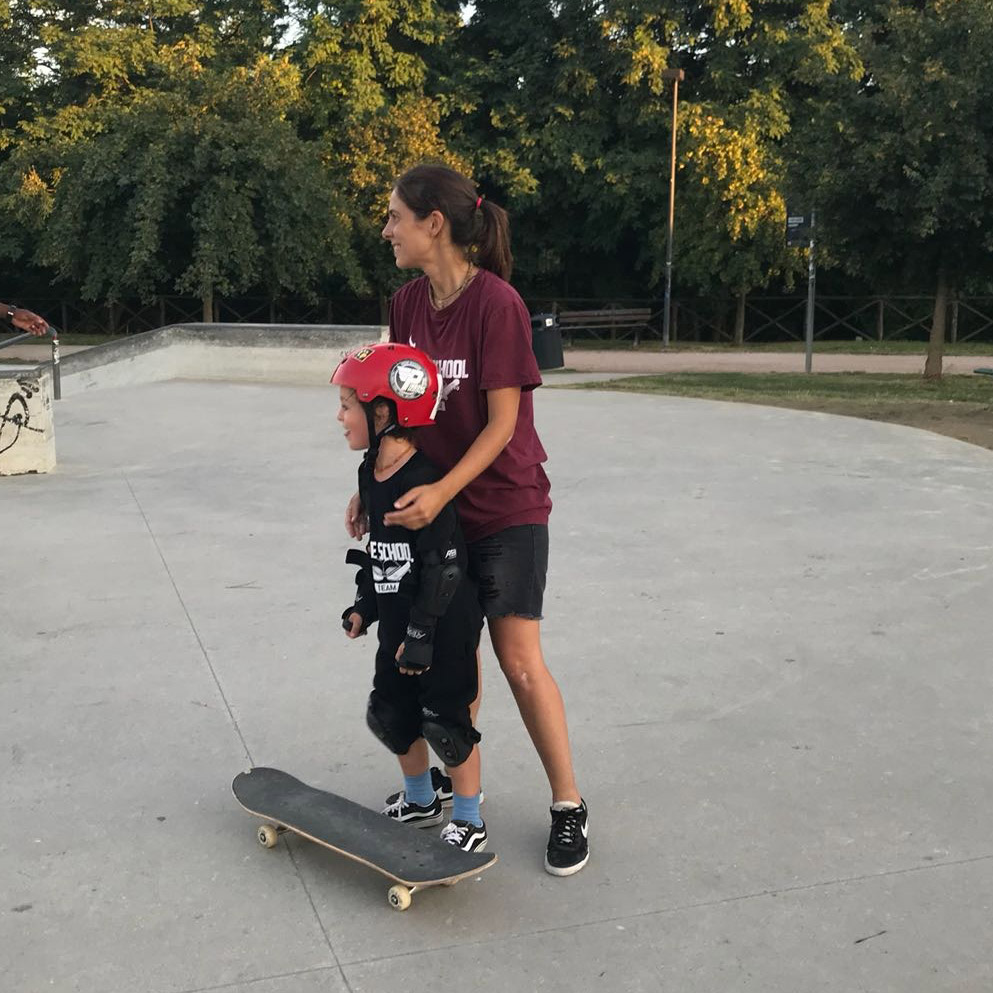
[232,766,496,910]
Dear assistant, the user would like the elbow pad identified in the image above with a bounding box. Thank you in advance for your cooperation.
[410,546,461,625]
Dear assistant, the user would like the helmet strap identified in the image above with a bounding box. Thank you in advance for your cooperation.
[361,402,397,469]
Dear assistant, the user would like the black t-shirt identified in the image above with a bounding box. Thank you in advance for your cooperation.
[357,451,481,673]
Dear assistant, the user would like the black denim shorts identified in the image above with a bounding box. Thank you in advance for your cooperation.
[467,524,548,621]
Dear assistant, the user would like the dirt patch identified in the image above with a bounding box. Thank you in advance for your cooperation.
[732,396,993,453]
[563,349,993,453]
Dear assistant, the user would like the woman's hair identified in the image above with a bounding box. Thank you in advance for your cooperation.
[394,164,513,281]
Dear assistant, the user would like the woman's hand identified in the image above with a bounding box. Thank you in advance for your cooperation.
[345,491,368,539]
[383,482,448,530]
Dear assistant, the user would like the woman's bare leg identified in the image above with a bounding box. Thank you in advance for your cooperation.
[469,647,482,725]
[487,615,580,804]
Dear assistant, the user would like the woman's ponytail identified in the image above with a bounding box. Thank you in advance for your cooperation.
[473,199,513,282]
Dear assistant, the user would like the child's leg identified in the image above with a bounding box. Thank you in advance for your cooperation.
[397,737,429,778]
[447,744,482,827]
[446,744,480,799]
[371,662,441,825]
[396,738,436,809]
[418,671,482,823]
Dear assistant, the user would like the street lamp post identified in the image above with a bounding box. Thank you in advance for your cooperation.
[661,68,685,349]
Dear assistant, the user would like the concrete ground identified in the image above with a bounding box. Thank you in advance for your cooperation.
[3,370,993,993]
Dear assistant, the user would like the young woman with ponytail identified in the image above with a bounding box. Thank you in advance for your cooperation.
[345,163,589,876]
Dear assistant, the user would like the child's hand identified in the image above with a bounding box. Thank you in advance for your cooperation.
[345,492,368,539]
[343,612,366,638]
[395,641,429,676]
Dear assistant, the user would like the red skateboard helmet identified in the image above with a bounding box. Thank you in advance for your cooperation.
[331,343,441,427]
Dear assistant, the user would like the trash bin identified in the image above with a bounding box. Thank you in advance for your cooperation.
[530,312,564,370]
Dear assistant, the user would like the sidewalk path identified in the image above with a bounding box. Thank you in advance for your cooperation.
[562,348,993,375]
[6,342,993,374]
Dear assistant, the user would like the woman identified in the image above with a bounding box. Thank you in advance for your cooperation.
[348,163,588,876]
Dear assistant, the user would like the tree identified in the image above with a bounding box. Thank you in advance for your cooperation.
[451,1,857,311]
[0,1,45,271]
[1,2,354,316]
[805,0,993,378]
[292,0,466,303]
[0,2,41,134]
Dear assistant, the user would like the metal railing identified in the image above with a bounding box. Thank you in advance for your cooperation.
[0,326,61,399]
[8,293,993,347]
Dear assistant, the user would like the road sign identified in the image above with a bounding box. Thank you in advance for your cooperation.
[786,212,813,246]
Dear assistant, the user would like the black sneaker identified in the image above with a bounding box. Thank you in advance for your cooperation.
[440,819,488,853]
[381,792,443,827]
[545,799,589,876]
[385,767,484,810]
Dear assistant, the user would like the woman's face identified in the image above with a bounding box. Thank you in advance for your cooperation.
[337,388,369,450]
[382,190,438,269]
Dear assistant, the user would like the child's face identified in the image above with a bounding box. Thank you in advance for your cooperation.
[337,388,369,450]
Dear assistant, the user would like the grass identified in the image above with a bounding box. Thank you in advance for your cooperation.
[572,372,993,452]
[579,371,993,402]
[565,339,993,355]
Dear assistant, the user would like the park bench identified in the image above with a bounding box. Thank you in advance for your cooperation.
[556,307,655,345]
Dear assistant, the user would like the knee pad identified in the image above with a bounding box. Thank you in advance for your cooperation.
[366,693,419,755]
[421,715,480,768]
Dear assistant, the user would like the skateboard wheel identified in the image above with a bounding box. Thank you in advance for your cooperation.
[257,824,280,849]
[388,885,412,911]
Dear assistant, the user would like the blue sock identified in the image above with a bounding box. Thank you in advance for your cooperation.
[403,770,435,807]
[452,792,483,827]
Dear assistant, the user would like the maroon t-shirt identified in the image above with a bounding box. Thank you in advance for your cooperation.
[388,269,552,542]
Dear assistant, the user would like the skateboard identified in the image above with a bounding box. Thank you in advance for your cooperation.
[232,766,496,911]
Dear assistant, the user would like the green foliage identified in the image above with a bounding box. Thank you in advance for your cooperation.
[449,1,857,297]
[2,0,992,315]
[0,3,42,133]
[804,0,993,294]
[292,0,465,296]
[1,2,355,304]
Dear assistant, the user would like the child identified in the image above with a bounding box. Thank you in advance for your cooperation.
[333,342,487,852]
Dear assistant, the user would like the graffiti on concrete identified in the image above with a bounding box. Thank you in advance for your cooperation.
[0,379,43,455]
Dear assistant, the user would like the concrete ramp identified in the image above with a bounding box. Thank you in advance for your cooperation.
[59,323,388,395]
[0,367,56,474]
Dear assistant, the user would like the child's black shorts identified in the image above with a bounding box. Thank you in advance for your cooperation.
[372,599,482,743]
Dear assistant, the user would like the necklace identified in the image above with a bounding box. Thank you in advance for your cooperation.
[429,263,476,310]
[375,445,414,476]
